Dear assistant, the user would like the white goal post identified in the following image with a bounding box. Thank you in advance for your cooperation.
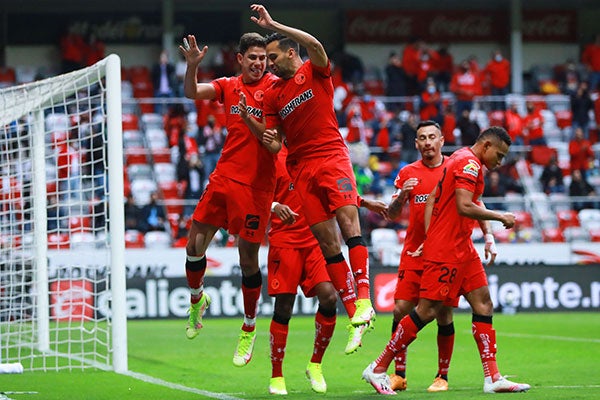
[0,54,127,372]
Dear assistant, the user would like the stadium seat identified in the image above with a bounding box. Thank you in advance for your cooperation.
[141,113,164,130]
[45,113,70,132]
[493,228,512,243]
[68,216,92,232]
[47,232,70,249]
[159,181,179,199]
[144,230,172,248]
[70,232,96,249]
[555,109,572,129]
[121,81,134,99]
[556,209,580,229]
[122,113,139,130]
[370,228,398,246]
[130,179,158,206]
[563,226,590,242]
[548,192,571,212]
[129,65,151,83]
[127,164,153,181]
[151,148,172,164]
[578,208,600,229]
[124,230,145,248]
[125,148,149,166]
[542,227,565,242]
[503,192,525,212]
[145,128,169,149]
[512,210,533,227]
[153,163,177,183]
[123,130,144,148]
[589,228,600,242]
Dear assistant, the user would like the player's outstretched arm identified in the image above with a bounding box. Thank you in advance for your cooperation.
[179,34,216,100]
[250,4,328,68]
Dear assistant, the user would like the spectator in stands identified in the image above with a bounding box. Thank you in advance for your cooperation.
[483,49,511,110]
[450,60,482,117]
[198,114,225,182]
[419,77,442,124]
[402,36,423,96]
[400,112,419,163]
[504,102,525,145]
[152,50,177,115]
[434,44,453,92]
[581,33,600,92]
[457,109,481,146]
[59,25,86,73]
[178,152,205,218]
[440,103,457,147]
[333,63,353,126]
[523,101,546,146]
[165,103,188,147]
[416,47,438,91]
[540,155,565,194]
[384,52,406,113]
[140,192,167,232]
[84,33,105,66]
[482,170,508,210]
[570,81,594,138]
[569,169,597,211]
[556,59,581,96]
[569,127,595,178]
[124,193,144,232]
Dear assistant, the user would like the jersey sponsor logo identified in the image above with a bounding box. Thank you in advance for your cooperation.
[244,214,260,230]
[254,90,264,102]
[230,105,263,119]
[414,194,428,204]
[294,73,306,85]
[462,159,480,178]
[279,89,314,119]
[336,177,353,193]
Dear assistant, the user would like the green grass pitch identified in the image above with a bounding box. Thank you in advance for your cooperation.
[1,312,598,399]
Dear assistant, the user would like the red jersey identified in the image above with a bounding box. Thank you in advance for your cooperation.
[394,157,448,270]
[211,73,278,191]
[423,147,484,263]
[264,61,348,163]
[268,149,318,249]
[484,59,511,89]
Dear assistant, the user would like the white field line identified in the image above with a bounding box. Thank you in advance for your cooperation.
[123,370,245,400]
[500,331,600,343]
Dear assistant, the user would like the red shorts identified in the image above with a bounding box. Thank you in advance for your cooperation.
[420,261,467,303]
[287,154,358,226]
[192,173,272,243]
[458,258,488,296]
[395,268,458,307]
[267,244,330,297]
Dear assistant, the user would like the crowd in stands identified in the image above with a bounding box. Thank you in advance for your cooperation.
[2,33,600,249]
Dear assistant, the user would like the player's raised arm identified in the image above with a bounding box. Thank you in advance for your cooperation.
[179,34,217,100]
[250,4,328,68]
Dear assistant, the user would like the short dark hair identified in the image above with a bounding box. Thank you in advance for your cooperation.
[416,120,441,131]
[477,126,512,146]
[238,32,266,55]
[265,32,300,54]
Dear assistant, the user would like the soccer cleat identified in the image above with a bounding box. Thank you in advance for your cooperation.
[269,377,288,395]
[233,329,256,367]
[306,362,327,393]
[351,299,376,326]
[427,376,449,392]
[389,374,407,391]
[362,362,397,395]
[483,376,531,393]
[345,320,373,354]
[185,293,211,339]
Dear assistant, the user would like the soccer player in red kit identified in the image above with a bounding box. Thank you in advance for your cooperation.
[179,32,277,367]
[363,127,530,395]
[248,4,375,355]
[385,120,455,392]
[266,146,338,395]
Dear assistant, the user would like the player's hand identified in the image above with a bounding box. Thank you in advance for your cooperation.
[407,242,423,257]
[500,212,516,229]
[250,4,275,29]
[273,204,299,225]
[238,92,249,121]
[362,199,389,219]
[484,233,498,266]
[178,35,208,66]
[402,177,419,192]
[262,129,278,145]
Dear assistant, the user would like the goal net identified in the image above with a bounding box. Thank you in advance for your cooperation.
[0,54,127,372]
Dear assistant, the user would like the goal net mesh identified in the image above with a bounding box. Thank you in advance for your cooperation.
[0,55,125,371]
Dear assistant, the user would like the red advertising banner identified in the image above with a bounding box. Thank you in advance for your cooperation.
[345,10,576,43]
[50,280,94,322]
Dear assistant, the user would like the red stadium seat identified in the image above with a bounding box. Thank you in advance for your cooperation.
[125,148,149,166]
[555,110,572,129]
[529,146,557,166]
[542,227,565,242]
[48,232,70,249]
[122,113,139,130]
[556,209,580,229]
[589,228,600,242]
[69,216,92,232]
[124,230,145,248]
[512,211,533,227]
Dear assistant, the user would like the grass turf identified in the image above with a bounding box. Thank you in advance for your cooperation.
[1,312,598,399]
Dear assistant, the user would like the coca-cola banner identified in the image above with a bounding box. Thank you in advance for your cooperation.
[345,10,576,43]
